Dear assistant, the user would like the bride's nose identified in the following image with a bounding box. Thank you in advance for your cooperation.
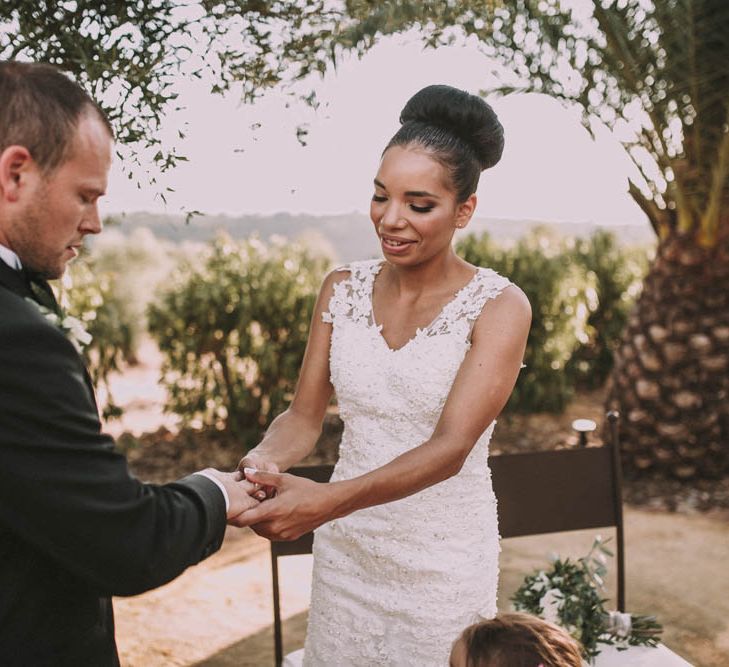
[378,204,409,231]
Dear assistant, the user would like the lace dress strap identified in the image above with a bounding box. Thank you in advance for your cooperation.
[321,259,382,325]
[430,267,512,335]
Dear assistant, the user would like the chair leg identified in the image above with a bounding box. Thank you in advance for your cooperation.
[272,550,283,667]
[616,522,626,613]
[608,410,626,612]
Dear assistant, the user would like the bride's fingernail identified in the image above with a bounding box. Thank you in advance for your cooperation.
[243,467,258,476]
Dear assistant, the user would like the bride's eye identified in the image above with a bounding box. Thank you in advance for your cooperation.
[372,195,387,203]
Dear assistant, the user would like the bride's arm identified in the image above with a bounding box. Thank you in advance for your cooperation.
[237,270,346,473]
[236,284,531,538]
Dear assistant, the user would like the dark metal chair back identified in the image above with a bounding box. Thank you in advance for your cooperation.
[269,411,624,666]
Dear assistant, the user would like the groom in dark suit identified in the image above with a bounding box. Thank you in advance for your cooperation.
[0,61,259,666]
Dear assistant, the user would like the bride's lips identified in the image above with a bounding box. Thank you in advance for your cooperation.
[381,235,416,255]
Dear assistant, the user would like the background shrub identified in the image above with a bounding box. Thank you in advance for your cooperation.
[87,224,182,359]
[58,222,181,418]
[59,260,136,419]
[566,230,648,388]
[147,234,329,446]
[457,226,645,413]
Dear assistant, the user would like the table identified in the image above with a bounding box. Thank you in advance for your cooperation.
[593,644,693,666]
[282,644,694,666]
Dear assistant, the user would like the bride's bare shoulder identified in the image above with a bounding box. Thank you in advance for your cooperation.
[474,283,531,339]
[495,283,530,314]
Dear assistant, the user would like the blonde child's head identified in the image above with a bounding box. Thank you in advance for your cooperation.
[450,613,583,667]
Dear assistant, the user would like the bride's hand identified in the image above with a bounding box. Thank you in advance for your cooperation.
[237,452,280,500]
[230,469,340,540]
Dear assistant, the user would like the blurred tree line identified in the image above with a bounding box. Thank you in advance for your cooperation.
[61,227,646,448]
[6,0,727,476]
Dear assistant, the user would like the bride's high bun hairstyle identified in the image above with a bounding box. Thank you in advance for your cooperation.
[385,84,504,202]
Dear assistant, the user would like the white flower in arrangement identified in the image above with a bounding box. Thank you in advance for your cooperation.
[26,299,92,353]
[530,571,551,594]
[539,588,564,625]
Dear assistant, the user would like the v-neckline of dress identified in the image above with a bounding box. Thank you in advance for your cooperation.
[367,261,481,353]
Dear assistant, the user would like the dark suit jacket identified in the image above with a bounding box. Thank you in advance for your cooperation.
[0,260,227,666]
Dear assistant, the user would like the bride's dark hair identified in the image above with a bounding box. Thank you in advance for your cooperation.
[384,84,504,202]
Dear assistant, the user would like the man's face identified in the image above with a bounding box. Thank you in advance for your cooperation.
[8,113,112,279]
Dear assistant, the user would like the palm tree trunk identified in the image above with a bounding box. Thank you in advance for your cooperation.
[608,229,729,478]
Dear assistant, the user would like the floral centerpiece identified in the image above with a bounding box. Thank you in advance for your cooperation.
[511,536,662,662]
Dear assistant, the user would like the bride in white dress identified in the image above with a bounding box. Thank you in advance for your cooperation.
[236,84,531,666]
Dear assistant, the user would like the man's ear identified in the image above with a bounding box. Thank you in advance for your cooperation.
[0,146,35,203]
[455,194,477,230]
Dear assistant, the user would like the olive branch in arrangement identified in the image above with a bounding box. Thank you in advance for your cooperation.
[511,536,663,662]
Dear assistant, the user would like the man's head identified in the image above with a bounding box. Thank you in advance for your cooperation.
[0,61,114,278]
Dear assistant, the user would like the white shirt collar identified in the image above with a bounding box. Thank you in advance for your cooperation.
[0,243,22,270]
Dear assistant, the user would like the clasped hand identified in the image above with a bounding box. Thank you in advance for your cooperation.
[229,461,336,541]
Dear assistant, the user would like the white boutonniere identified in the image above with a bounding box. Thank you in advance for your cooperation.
[26,298,92,353]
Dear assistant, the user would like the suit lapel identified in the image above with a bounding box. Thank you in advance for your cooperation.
[0,259,33,300]
[0,260,59,313]
[0,260,99,412]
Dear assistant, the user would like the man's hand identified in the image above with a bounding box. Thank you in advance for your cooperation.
[200,469,261,523]
[229,469,339,540]
[237,452,280,501]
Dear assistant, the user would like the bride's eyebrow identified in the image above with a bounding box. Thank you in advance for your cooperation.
[405,189,440,199]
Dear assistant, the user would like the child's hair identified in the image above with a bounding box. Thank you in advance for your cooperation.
[457,613,583,667]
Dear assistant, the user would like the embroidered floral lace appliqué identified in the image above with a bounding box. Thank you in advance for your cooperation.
[303,259,512,667]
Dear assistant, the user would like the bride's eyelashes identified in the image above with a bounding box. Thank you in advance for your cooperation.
[371,194,435,214]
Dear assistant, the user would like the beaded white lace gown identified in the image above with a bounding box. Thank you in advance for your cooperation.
[302,259,512,667]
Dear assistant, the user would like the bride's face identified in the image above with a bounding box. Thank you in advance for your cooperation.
[370,145,476,266]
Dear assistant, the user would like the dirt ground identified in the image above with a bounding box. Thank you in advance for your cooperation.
[114,511,729,667]
[108,340,729,667]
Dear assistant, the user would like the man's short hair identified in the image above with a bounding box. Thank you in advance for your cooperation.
[0,60,114,173]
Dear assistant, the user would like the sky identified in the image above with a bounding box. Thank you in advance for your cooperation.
[103,32,647,227]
